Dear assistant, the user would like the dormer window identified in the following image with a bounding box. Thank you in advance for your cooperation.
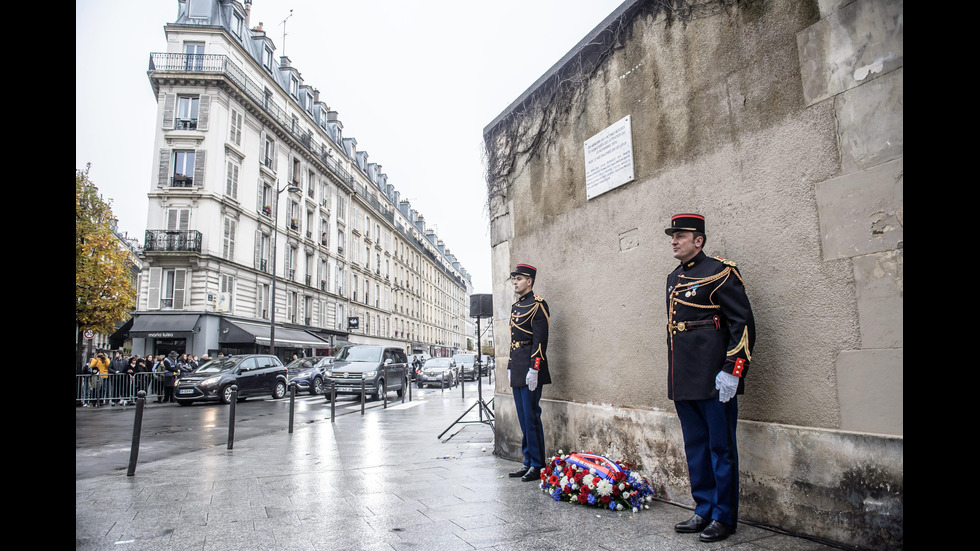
[232,11,244,38]
[263,46,274,72]
[290,75,299,98]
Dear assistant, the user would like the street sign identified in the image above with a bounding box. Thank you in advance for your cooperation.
[84,329,95,339]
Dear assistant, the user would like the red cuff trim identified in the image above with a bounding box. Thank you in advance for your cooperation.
[732,358,745,377]
[533,357,541,370]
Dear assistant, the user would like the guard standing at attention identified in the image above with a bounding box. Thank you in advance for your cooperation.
[507,263,551,482]
[665,214,756,543]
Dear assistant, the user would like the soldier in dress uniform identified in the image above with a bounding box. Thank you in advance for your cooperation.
[664,214,755,543]
[506,263,551,482]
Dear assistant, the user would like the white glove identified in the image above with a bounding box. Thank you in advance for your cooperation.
[715,370,739,403]
[526,369,539,392]
[507,369,512,385]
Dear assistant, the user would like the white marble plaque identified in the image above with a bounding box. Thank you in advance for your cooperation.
[585,115,635,200]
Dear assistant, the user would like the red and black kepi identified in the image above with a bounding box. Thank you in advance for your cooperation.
[511,263,537,279]
[665,213,705,235]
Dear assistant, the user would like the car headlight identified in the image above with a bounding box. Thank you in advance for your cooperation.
[201,376,221,387]
[364,371,377,378]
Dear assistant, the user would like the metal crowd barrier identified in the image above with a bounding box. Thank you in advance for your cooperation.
[76,373,173,406]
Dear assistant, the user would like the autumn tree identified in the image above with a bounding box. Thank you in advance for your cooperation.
[76,167,136,366]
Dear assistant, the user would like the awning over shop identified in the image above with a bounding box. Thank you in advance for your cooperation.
[129,314,202,338]
[219,319,328,348]
[108,318,134,346]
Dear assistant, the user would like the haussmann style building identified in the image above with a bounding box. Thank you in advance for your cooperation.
[116,0,473,363]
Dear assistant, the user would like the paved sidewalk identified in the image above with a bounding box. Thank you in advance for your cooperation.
[76,385,846,550]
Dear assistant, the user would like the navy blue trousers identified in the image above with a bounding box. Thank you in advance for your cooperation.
[513,385,546,468]
[675,397,739,526]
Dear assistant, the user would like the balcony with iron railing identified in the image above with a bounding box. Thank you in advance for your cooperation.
[148,52,356,190]
[144,230,202,253]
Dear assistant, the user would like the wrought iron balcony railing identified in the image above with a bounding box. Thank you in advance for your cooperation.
[144,230,202,253]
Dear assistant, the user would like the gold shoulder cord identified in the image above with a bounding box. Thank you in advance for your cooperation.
[511,301,542,335]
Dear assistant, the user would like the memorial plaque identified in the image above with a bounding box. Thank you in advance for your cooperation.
[584,115,635,200]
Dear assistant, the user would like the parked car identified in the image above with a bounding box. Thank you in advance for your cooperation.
[175,354,287,406]
[322,345,408,401]
[417,357,457,388]
[285,356,327,395]
[453,353,479,381]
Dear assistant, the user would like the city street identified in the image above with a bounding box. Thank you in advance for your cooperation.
[76,381,490,480]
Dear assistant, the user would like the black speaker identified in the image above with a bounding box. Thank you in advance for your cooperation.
[470,294,493,318]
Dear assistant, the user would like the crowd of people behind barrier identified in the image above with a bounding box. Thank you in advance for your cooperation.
[77,351,213,406]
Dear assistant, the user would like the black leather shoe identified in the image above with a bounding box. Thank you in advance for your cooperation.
[521,466,542,482]
[508,466,530,478]
[674,514,711,533]
[699,520,735,542]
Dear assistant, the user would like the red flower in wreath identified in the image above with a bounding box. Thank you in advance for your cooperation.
[548,474,560,486]
[600,495,611,504]
[577,493,589,504]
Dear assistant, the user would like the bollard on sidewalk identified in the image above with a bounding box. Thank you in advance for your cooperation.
[126,390,147,476]
[227,385,238,449]
[288,382,296,433]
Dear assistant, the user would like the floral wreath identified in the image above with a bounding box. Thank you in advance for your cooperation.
[539,451,657,513]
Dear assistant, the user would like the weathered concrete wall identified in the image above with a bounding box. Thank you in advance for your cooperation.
[484,0,902,549]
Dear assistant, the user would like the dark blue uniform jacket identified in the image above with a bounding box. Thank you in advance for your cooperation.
[666,251,755,401]
[509,291,551,388]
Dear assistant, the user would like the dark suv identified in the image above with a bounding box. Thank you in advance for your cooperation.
[175,354,287,406]
[322,345,408,401]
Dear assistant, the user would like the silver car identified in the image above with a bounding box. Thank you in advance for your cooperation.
[417,357,458,388]
[322,345,409,401]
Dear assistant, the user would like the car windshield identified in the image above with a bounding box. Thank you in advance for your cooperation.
[195,358,239,373]
[285,358,317,371]
[427,358,453,367]
[335,346,382,362]
[453,354,476,364]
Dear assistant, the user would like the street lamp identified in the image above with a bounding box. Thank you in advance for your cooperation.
[270,180,301,356]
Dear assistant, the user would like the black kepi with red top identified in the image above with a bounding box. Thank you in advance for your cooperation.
[511,264,537,279]
[665,213,705,235]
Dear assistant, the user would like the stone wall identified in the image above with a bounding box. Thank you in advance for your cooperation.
[484,0,902,549]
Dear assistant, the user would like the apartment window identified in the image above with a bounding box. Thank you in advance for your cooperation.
[307,169,316,196]
[258,232,270,273]
[225,159,240,198]
[260,182,273,217]
[337,195,347,220]
[175,96,199,129]
[172,151,195,186]
[219,274,234,312]
[305,210,313,238]
[291,157,302,185]
[336,304,345,330]
[320,218,329,246]
[287,247,297,281]
[229,108,243,146]
[353,275,358,302]
[257,282,269,319]
[288,291,297,323]
[161,268,185,309]
[337,229,345,255]
[337,265,344,295]
[288,201,300,230]
[184,42,204,71]
[263,136,275,169]
[222,218,237,260]
[166,208,190,230]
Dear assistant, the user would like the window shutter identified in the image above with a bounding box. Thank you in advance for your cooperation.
[226,160,239,198]
[223,218,236,260]
[194,149,206,187]
[162,94,175,129]
[254,229,261,270]
[173,269,187,310]
[197,95,210,130]
[148,267,162,310]
[158,149,170,187]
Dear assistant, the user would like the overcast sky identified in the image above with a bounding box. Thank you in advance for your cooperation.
[76,0,626,293]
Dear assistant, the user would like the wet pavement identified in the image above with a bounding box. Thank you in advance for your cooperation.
[75,383,848,550]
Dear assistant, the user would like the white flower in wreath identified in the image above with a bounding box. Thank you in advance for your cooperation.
[583,474,594,486]
[596,479,613,497]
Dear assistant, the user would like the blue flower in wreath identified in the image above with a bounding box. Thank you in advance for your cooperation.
[552,488,562,501]
[587,494,597,505]
[609,501,617,511]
